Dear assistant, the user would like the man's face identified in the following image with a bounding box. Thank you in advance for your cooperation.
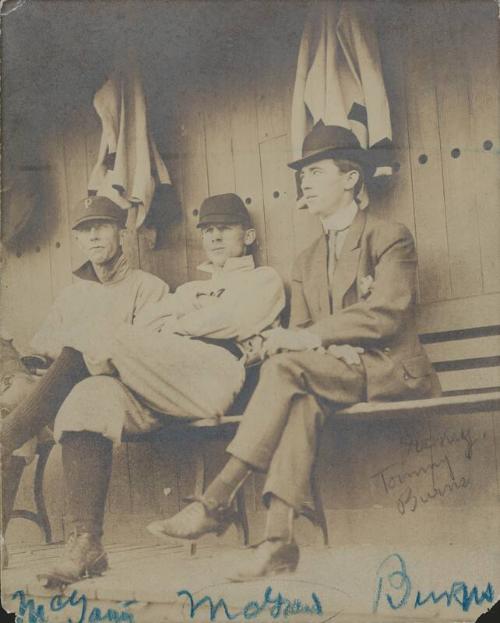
[201,223,256,268]
[74,220,123,265]
[299,159,352,217]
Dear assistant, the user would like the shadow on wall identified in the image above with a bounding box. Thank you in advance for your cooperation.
[0,166,47,254]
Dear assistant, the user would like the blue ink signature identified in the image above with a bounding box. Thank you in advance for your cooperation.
[373,553,495,614]
[11,589,137,623]
[178,585,323,621]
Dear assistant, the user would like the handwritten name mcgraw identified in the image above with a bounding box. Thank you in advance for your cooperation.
[178,585,323,621]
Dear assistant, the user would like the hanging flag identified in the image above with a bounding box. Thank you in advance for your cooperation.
[291,1,393,187]
[88,52,175,243]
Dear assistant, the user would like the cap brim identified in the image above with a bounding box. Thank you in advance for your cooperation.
[72,215,123,230]
[196,217,248,228]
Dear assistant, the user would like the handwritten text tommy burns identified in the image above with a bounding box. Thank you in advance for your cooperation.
[370,425,482,514]
[370,453,471,515]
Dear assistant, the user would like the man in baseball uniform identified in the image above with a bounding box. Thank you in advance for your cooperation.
[36,192,284,587]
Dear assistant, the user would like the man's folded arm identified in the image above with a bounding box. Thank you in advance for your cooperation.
[131,273,171,325]
[174,268,286,341]
[308,225,417,347]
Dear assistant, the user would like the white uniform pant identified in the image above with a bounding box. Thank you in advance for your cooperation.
[54,329,246,446]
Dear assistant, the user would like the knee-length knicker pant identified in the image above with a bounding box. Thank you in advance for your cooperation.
[54,328,246,445]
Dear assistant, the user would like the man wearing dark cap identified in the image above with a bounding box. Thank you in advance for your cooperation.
[1,196,169,456]
[154,122,440,580]
[33,193,284,587]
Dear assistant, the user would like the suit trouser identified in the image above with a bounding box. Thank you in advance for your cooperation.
[227,350,367,513]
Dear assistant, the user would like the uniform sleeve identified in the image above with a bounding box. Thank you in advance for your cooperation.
[29,295,67,360]
[308,224,417,347]
[131,272,170,325]
[289,258,313,329]
[175,267,286,341]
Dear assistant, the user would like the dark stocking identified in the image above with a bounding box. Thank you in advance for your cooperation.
[61,431,113,538]
[1,347,89,456]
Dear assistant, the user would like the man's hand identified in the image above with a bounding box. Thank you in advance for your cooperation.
[261,328,322,358]
[171,288,221,317]
[327,344,365,366]
[189,293,220,311]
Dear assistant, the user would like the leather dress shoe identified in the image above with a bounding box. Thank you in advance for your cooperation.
[37,531,108,588]
[226,538,300,582]
[147,496,236,541]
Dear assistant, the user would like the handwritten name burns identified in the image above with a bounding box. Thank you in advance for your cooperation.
[373,553,494,614]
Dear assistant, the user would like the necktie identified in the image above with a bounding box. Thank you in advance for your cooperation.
[327,225,350,312]
[327,230,337,292]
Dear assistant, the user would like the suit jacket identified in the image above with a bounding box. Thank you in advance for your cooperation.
[290,208,441,402]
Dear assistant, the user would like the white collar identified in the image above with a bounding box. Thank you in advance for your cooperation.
[197,254,256,276]
[320,201,358,233]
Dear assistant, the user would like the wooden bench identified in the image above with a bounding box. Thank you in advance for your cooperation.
[12,324,500,549]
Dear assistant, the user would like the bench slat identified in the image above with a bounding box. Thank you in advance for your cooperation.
[334,391,500,418]
[438,367,500,393]
[424,335,500,362]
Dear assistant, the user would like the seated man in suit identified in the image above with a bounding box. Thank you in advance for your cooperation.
[33,192,285,587]
[149,122,441,581]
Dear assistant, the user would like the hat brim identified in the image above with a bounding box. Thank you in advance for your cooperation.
[72,215,125,230]
[288,147,375,177]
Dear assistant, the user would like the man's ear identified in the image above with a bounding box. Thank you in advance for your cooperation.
[119,227,128,247]
[73,230,85,253]
[344,169,360,191]
[244,228,256,246]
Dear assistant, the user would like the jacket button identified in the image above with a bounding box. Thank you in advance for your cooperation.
[383,347,391,352]
[403,372,410,380]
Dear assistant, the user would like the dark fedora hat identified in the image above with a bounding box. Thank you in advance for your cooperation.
[197,193,251,228]
[288,121,374,176]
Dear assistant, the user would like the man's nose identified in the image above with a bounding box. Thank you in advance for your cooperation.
[300,174,311,191]
[212,228,223,241]
[89,227,100,239]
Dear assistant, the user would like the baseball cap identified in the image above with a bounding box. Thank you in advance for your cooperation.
[197,193,251,228]
[71,196,127,230]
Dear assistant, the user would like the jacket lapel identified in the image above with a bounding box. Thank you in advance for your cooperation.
[332,209,367,308]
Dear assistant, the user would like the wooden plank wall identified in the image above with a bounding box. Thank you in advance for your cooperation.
[3,1,499,547]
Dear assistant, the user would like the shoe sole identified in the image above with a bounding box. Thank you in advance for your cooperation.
[37,555,109,589]
[146,520,231,541]
[226,560,299,583]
